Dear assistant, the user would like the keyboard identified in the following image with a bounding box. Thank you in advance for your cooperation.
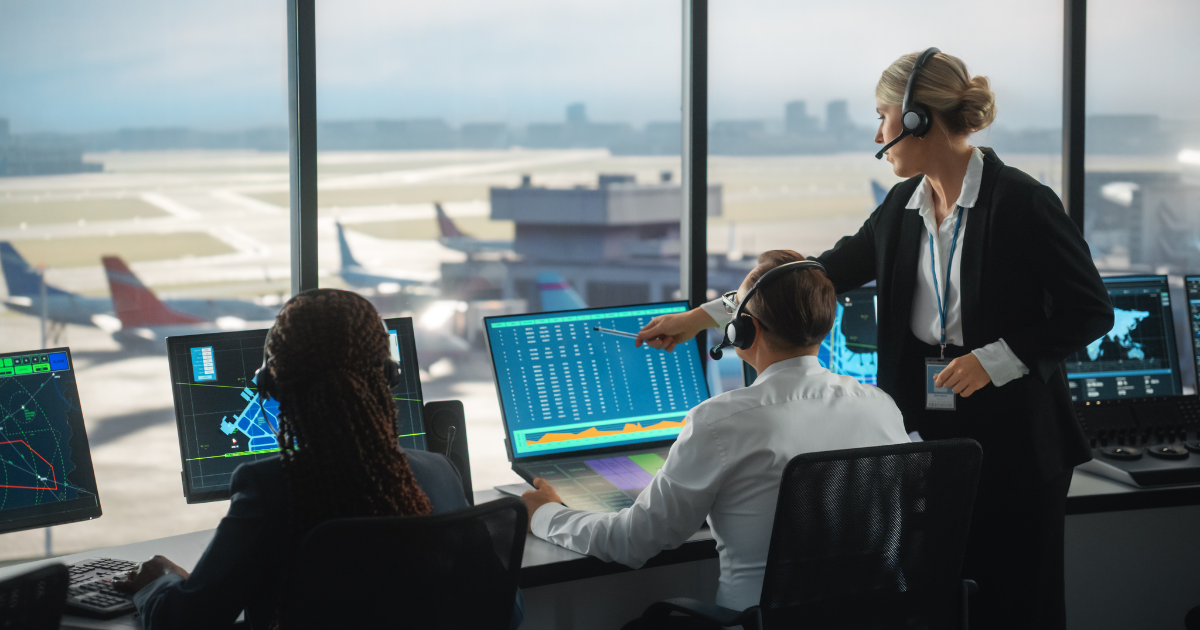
[517,450,670,512]
[1075,395,1200,487]
[66,558,137,619]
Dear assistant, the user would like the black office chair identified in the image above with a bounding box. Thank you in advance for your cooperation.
[640,438,983,630]
[279,497,527,630]
[0,563,69,630]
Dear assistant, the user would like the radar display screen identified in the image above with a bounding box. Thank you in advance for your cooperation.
[0,347,102,534]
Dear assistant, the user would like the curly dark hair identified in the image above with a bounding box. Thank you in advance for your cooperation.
[266,289,431,533]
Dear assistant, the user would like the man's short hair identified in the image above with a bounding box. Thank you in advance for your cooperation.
[744,250,837,349]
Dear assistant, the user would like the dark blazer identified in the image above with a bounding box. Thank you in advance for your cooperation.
[816,148,1113,481]
[133,450,479,629]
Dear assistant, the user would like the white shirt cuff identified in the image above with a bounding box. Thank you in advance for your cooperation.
[972,338,1030,388]
[700,298,732,328]
[530,501,568,539]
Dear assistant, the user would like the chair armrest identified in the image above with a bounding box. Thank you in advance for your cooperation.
[963,579,978,594]
[642,597,761,629]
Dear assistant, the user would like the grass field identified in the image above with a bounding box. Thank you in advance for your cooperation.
[0,197,165,227]
[7,232,237,268]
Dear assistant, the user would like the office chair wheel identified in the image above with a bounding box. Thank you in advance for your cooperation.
[1099,445,1142,460]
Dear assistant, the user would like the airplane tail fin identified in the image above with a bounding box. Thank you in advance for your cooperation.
[435,202,469,239]
[336,222,362,269]
[870,180,889,208]
[536,272,587,311]
[0,242,72,297]
[102,256,203,327]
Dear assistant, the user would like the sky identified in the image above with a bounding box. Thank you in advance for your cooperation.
[0,0,1196,134]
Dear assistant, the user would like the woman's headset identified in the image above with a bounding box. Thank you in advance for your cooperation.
[875,46,941,160]
[709,260,827,360]
[254,289,401,405]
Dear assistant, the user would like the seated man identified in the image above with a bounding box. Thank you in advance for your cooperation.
[522,249,909,616]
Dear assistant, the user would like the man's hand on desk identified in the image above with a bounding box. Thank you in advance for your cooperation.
[112,555,189,594]
[521,478,563,532]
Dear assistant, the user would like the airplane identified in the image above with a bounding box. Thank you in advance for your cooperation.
[435,202,513,257]
[1,241,116,331]
[1,242,276,333]
[101,256,274,350]
[536,272,587,311]
[336,221,430,293]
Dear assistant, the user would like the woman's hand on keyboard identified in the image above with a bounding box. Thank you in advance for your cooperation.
[112,555,190,594]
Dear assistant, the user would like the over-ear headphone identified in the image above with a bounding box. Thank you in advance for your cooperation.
[709,260,826,360]
[875,47,941,160]
[253,289,401,405]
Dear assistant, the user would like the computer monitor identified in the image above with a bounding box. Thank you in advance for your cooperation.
[743,286,879,387]
[0,348,102,535]
[485,301,710,460]
[167,317,426,503]
[1065,275,1183,401]
[1184,276,1200,391]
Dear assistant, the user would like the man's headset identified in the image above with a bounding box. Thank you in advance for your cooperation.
[254,289,401,408]
[875,47,941,160]
[709,260,827,360]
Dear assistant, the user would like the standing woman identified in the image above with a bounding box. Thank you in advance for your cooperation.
[636,49,1113,629]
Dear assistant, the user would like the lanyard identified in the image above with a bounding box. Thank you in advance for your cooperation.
[930,205,965,359]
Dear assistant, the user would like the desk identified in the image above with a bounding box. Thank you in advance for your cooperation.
[1,476,1196,629]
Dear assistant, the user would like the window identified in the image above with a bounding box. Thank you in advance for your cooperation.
[0,2,290,560]
[1083,0,1200,389]
[706,0,1064,389]
[310,1,683,490]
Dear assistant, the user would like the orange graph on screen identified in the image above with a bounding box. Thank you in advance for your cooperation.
[526,419,686,446]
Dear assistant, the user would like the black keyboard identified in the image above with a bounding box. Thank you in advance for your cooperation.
[66,558,137,619]
[1075,395,1200,486]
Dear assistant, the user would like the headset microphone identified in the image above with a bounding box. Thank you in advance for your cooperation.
[874,129,911,160]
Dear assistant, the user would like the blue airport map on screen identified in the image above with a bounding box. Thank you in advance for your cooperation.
[486,302,710,458]
[817,287,878,385]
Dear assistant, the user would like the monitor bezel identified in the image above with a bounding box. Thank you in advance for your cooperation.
[482,300,709,464]
[1183,275,1200,393]
[167,317,423,504]
[0,347,104,535]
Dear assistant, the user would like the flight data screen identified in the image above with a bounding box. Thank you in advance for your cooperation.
[1185,276,1200,391]
[1064,276,1182,401]
[168,318,425,502]
[0,347,102,534]
[486,302,710,458]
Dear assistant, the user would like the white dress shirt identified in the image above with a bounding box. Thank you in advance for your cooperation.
[699,147,1029,387]
[530,355,910,611]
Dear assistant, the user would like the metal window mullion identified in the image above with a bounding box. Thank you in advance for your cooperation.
[681,0,708,309]
[1063,0,1086,232]
[287,0,318,295]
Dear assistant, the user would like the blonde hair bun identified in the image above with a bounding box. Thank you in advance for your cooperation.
[876,51,997,136]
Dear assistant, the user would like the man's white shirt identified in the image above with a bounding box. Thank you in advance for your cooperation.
[530,355,910,610]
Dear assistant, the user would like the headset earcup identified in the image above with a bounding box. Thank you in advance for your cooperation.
[906,103,933,137]
[737,315,756,349]
[255,363,276,402]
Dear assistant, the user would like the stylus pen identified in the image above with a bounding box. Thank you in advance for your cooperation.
[593,326,638,339]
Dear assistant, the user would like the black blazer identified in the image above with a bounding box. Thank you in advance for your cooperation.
[133,450,473,629]
[816,148,1113,481]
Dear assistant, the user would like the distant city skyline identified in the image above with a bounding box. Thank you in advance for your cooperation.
[1,0,1197,134]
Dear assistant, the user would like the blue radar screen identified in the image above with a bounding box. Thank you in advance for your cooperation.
[168,319,426,503]
[0,348,102,534]
[1064,275,1182,401]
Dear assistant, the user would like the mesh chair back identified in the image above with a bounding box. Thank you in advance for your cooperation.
[759,439,982,629]
[0,563,68,630]
[280,497,526,630]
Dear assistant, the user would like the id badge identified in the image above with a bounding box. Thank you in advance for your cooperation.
[925,358,955,411]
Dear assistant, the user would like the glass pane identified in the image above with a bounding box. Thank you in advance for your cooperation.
[314,1,683,490]
[1085,0,1200,390]
[707,0,1064,387]
[0,3,289,559]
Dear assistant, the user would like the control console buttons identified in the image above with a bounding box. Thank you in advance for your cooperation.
[1146,444,1190,460]
[1099,445,1143,460]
